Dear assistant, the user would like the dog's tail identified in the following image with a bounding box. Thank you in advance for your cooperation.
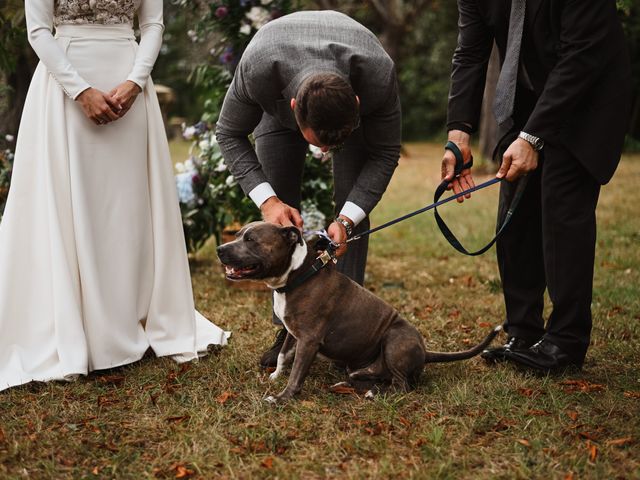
[424,325,502,363]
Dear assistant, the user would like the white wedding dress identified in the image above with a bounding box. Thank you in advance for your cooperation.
[0,0,229,392]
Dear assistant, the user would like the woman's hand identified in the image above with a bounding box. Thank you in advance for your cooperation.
[76,88,121,126]
[108,81,142,119]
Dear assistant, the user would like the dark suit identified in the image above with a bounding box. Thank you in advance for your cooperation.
[447,0,631,361]
[216,11,402,287]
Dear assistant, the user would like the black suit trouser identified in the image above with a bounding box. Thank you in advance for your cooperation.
[497,142,601,362]
[254,113,370,324]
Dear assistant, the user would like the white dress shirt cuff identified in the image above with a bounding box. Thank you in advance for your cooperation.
[339,202,367,226]
[248,182,277,208]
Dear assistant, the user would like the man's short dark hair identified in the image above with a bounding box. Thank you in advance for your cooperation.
[294,73,359,147]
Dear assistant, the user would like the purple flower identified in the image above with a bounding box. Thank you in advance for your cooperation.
[219,46,234,65]
[215,6,228,18]
[239,0,252,7]
[192,174,201,185]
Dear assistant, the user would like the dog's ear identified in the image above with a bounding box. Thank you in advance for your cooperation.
[281,226,303,246]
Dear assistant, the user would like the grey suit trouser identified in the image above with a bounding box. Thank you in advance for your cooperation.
[254,113,370,325]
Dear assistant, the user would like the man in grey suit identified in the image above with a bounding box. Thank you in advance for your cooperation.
[215,10,402,367]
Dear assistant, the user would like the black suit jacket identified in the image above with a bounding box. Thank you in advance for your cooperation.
[447,0,631,184]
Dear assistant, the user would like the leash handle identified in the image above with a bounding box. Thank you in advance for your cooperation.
[434,140,528,256]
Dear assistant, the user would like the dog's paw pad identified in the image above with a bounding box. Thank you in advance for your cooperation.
[364,390,375,400]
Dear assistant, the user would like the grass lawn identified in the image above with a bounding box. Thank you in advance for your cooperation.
[1,143,638,479]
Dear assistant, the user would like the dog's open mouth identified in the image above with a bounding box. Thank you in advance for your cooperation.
[223,264,260,280]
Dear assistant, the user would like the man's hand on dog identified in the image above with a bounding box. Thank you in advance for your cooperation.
[328,215,352,257]
[260,196,304,228]
[441,130,475,203]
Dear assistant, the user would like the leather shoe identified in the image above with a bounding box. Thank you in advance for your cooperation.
[259,327,288,368]
[481,336,536,363]
[505,338,582,374]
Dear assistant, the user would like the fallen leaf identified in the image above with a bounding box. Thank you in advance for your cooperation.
[527,409,551,416]
[623,391,640,399]
[559,380,605,393]
[328,384,357,395]
[398,416,411,427]
[564,472,575,480]
[216,391,235,404]
[165,415,190,424]
[96,374,125,386]
[566,410,579,421]
[588,443,598,462]
[477,321,492,328]
[264,367,276,374]
[516,439,531,447]
[175,465,195,478]
[578,431,598,441]
[606,437,633,447]
[92,466,99,475]
[261,457,274,469]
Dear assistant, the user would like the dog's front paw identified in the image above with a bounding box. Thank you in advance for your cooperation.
[268,368,282,382]
[263,391,294,405]
[264,395,279,404]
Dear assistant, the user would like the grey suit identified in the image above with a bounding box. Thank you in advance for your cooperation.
[216,10,401,289]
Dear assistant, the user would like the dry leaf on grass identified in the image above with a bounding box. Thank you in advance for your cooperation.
[588,443,598,462]
[328,384,357,395]
[606,437,634,447]
[477,321,492,328]
[91,466,99,475]
[170,463,195,479]
[96,374,125,386]
[566,410,579,421]
[261,457,274,469]
[165,415,190,424]
[623,391,640,399]
[516,439,531,448]
[564,472,575,480]
[559,380,605,393]
[216,391,236,404]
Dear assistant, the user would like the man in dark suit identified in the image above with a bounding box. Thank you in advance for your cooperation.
[216,11,401,367]
[443,0,631,372]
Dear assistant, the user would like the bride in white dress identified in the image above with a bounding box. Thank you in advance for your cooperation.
[0,0,229,392]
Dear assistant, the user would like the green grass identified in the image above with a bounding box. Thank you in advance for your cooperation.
[1,143,638,479]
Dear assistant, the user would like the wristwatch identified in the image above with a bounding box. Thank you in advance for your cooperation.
[334,217,353,237]
[518,131,544,151]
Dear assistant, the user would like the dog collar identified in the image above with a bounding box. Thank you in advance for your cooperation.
[275,247,337,294]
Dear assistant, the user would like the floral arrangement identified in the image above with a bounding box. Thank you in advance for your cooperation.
[0,133,15,220]
[176,123,334,252]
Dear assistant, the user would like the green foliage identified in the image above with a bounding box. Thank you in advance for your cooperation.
[0,134,15,219]
[0,1,26,75]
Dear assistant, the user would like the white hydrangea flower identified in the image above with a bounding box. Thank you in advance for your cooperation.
[175,162,185,173]
[215,159,227,172]
[239,23,252,35]
[5,134,15,143]
[261,0,273,5]
[182,125,197,140]
[309,145,323,159]
[225,175,237,186]
[246,6,270,29]
[176,172,196,204]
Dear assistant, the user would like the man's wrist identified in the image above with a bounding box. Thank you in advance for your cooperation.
[447,129,471,147]
[518,131,544,151]
[334,216,353,237]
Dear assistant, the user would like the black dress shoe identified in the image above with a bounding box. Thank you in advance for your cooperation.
[505,338,583,374]
[481,336,536,363]
[259,328,288,368]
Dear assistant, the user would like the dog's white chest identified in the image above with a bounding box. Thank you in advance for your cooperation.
[273,291,288,328]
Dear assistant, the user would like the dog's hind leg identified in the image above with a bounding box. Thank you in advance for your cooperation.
[383,322,426,392]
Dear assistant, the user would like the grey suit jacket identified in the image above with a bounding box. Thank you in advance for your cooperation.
[215,10,401,215]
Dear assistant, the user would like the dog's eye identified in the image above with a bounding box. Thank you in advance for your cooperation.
[244,235,254,242]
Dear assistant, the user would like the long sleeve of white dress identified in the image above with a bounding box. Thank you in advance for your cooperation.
[25,0,91,99]
[25,0,164,99]
[126,0,164,90]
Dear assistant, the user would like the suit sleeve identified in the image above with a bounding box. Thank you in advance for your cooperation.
[127,0,164,90]
[446,0,494,133]
[523,0,623,140]
[345,82,402,215]
[215,63,266,195]
[25,0,91,99]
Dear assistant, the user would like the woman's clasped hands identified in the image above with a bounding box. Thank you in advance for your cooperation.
[75,80,142,126]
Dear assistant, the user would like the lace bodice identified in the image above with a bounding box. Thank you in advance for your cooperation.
[53,0,141,26]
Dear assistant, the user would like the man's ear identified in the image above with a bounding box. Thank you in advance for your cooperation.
[281,226,303,246]
[290,98,296,111]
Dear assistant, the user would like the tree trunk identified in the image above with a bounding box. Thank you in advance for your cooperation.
[479,43,499,166]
